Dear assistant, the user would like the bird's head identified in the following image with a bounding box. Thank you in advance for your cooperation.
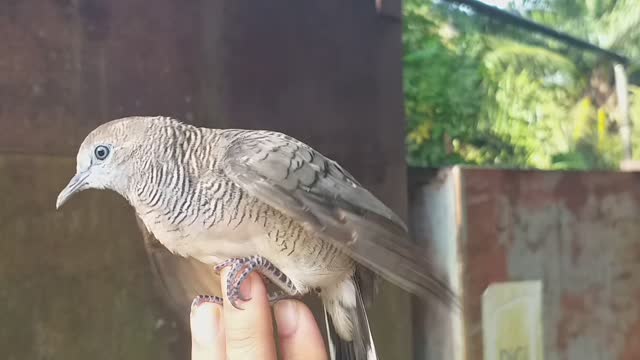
[56,116,159,209]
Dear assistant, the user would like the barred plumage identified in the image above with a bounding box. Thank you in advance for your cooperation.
[57,115,457,360]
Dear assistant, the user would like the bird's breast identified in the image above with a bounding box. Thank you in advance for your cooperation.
[133,190,354,291]
[138,209,262,263]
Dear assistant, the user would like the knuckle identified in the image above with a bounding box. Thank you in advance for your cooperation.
[225,323,261,352]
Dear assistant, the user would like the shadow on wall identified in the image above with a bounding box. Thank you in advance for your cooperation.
[0,154,215,360]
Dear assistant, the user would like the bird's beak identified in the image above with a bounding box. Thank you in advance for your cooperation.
[56,171,89,209]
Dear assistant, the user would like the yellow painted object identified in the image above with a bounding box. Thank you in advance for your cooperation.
[482,281,543,360]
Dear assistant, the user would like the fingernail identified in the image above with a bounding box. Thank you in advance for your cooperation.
[274,300,299,337]
[239,274,253,300]
[191,303,221,346]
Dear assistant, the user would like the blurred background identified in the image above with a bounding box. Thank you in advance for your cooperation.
[404,0,639,170]
[2,0,640,359]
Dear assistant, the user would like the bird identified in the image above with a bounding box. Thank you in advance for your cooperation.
[56,116,456,360]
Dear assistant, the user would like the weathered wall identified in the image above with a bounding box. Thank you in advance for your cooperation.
[408,167,465,360]
[0,155,186,359]
[411,167,640,360]
[1,0,410,358]
[0,0,201,156]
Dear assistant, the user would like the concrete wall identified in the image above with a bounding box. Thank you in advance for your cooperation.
[410,167,640,360]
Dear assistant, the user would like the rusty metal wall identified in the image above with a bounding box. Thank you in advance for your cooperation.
[409,166,640,360]
[1,0,410,359]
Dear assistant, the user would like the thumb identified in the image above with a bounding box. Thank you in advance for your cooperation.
[221,269,277,360]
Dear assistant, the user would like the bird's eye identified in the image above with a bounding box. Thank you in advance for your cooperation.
[94,145,110,160]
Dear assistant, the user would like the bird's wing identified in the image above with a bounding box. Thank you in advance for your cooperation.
[220,131,457,306]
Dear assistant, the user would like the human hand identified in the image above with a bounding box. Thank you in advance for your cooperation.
[190,269,328,360]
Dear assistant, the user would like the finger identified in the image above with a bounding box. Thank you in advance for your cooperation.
[274,300,328,360]
[190,302,226,360]
[221,268,277,360]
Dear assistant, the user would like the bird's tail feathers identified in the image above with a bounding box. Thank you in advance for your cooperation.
[323,278,377,360]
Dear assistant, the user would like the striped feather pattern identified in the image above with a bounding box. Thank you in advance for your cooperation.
[66,116,457,360]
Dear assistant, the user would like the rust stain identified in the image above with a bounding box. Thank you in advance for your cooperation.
[452,169,640,360]
[460,169,511,356]
[570,227,583,266]
[556,293,588,351]
[554,172,588,214]
[621,292,640,359]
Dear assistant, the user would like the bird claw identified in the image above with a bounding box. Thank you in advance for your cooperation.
[267,292,300,303]
[213,258,237,273]
[214,256,262,310]
[213,255,301,310]
[191,294,224,313]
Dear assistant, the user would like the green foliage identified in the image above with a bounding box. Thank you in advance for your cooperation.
[482,39,585,168]
[404,0,640,170]
[404,1,485,166]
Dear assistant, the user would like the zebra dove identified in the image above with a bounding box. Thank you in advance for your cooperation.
[56,116,456,360]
